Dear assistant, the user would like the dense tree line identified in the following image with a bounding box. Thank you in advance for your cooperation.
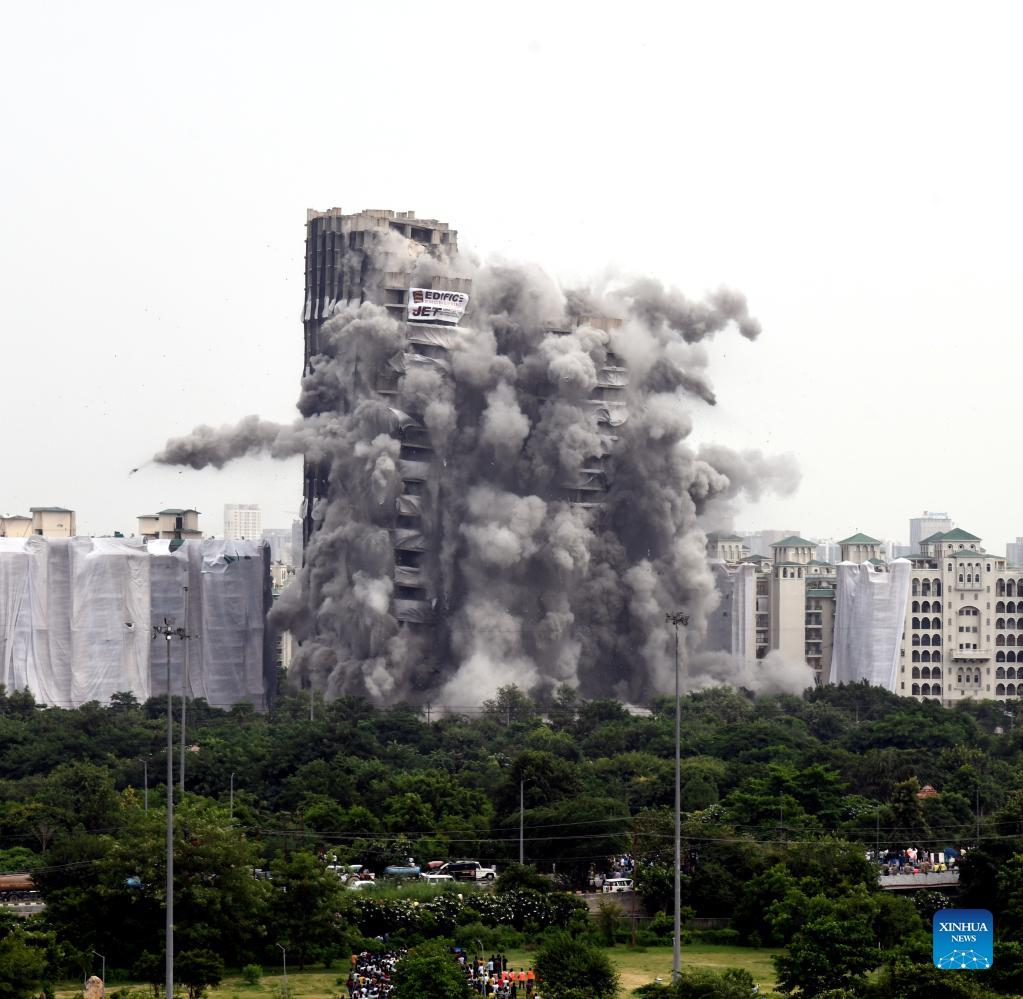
[0,680,1020,992]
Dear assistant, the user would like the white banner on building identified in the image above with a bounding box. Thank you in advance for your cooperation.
[407,288,469,325]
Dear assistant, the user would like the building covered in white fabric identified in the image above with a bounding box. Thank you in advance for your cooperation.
[0,537,274,710]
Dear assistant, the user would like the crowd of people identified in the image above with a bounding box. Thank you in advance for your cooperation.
[452,949,541,997]
[343,948,541,998]
[345,949,406,998]
[874,846,964,876]
[587,853,636,890]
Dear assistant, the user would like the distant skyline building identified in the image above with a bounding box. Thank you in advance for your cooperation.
[261,527,293,564]
[1007,538,1023,568]
[910,511,953,553]
[740,529,802,558]
[224,503,262,540]
[815,539,841,564]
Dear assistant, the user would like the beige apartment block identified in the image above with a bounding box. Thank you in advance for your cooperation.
[30,507,76,537]
[895,528,1023,707]
[138,508,202,540]
[0,515,31,537]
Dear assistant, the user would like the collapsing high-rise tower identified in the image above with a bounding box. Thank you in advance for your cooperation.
[300,208,628,635]
[301,209,472,629]
[157,206,788,703]
[302,210,466,547]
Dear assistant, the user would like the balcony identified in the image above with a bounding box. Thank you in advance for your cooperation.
[951,647,991,662]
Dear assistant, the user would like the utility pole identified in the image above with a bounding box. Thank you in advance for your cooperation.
[153,617,188,999]
[665,611,688,984]
[230,772,235,820]
[630,825,639,947]
[141,758,149,814]
[179,586,189,797]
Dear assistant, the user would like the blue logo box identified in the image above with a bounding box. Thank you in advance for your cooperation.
[933,908,993,969]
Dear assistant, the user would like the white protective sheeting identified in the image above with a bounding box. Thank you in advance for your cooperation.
[199,541,269,710]
[0,538,271,710]
[70,538,151,706]
[0,539,42,695]
[830,559,912,691]
[707,562,757,664]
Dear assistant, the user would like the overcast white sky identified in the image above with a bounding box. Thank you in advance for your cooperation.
[3,1,1022,548]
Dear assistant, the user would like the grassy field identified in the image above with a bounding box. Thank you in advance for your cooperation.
[57,943,779,997]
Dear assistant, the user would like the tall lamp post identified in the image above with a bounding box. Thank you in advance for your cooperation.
[665,611,688,983]
[277,943,288,997]
[230,771,236,819]
[179,585,190,797]
[140,757,149,814]
[154,618,187,999]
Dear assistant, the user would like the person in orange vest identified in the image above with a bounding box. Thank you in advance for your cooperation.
[517,968,528,991]
[526,968,536,994]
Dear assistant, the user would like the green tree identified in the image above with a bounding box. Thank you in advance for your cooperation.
[38,798,269,969]
[0,926,48,998]
[176,948,224,999]
[130,951,164,997]
[482,685,537,725]
[266,851,346,968]
[888,778,930,844]
[392,941,471,999]
[774,887,881,996]
[534,934,619,999]
[643,966,759,998]
[867,956,999,998]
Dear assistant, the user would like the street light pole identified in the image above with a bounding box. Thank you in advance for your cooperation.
[154,618,186,999]
[666,611,688,984]
[180,585,189,797]
[277,943,288,997]
[230,772,235,819]
[141,758,148,814]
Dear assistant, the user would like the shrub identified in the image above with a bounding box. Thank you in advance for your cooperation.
[534,933,619,999]
[241,964,262,985]
[596,899,623,946]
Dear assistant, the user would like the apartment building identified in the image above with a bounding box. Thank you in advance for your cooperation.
[896,528,1023,706]
[1,508,77,538]
[137,509,202,541]
[224,503,262,541]
[712,524,1023,706]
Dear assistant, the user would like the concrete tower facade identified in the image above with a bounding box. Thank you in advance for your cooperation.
[300,209,467,552]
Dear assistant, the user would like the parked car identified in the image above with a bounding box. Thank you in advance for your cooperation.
[602,877,634,893]
[439,860,497,881]
[420,872,455,883]
[346,878,378,890]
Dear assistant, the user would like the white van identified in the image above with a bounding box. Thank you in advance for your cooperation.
[602,877,634,893]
